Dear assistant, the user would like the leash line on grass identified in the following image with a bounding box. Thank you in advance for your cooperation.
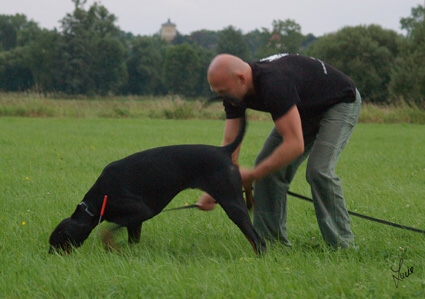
[287,191,425,234]
[163,204,198,212]
[163,191,425,235]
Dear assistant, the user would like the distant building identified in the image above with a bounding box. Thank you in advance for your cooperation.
[160,18,177,42]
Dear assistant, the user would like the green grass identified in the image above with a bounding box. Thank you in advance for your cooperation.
[1,117,425,298]
[0,92,231,120]
[1,92,425,123]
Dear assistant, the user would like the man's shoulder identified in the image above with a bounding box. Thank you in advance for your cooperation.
[251,54,302,76]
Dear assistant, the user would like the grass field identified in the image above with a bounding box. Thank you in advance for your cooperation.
[1,114,425,298]
[1,92,425,124]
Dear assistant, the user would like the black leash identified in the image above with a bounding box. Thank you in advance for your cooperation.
[287,191,425,234]
[163,204,199,212]
[163,191,425,235]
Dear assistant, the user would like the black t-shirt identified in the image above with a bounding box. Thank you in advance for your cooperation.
[224,54,357,120]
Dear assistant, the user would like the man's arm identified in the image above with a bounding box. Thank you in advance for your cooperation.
[241,105,304,182]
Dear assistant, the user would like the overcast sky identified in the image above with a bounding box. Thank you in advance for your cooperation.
[2,0,423,37]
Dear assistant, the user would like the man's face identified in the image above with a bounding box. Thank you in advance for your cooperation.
[208,73,245,103]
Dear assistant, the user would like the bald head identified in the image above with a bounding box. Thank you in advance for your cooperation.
[208,54,247,79]
[207,54,253,99]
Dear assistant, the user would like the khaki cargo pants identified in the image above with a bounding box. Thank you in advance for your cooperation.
[253,90,362,249]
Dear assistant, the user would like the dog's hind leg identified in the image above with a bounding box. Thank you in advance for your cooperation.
[207,184,266,255]
[220,199,266,255]
[127,223,142,244]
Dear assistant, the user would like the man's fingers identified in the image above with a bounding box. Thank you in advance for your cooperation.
[244,185,254,210]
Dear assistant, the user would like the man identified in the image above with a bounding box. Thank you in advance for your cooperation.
[197,53,361,249]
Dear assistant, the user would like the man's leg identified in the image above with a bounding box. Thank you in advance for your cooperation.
[306,91,361,249]
[253,128,311,246]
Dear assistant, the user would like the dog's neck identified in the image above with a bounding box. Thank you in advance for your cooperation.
[72,201,99,228]
[78,201,95,217]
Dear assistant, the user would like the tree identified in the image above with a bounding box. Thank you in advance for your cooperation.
[24,29,62,92]
[244,29,266,60]
[0,14,39,51]
[389,5,425,107]
[304,25,402,104]
[162,43,202,97]
[0,14,41,92]
[216,26,250,61]
[93,37,127,95]
[167,31,216,96]
[187,30,218,50]
[55,0,126,94]
[123,36,166,95]
[0,47,34,91]
[258,19,304,58]
[300,33,317,51]
[192,44,215,97]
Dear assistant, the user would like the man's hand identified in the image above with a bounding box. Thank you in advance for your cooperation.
[196,193,216,211]
[197,167,256,211]
[240,167,255,190]
[240,167,255,210]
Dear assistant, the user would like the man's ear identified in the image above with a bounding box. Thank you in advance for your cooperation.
[236,72,246,84]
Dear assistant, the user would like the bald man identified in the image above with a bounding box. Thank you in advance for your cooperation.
[197,53,361,250]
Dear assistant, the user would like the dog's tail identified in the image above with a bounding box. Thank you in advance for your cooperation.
[205,96,251,209]
[220,101,251,209]
[204,96,246,155]
[223,110,246,155]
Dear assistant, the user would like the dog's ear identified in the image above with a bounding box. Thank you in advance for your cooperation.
[49,218,89,254]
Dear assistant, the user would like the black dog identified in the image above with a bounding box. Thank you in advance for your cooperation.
[49,98,266,255]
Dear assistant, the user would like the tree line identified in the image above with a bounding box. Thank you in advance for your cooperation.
[0,0,424,106]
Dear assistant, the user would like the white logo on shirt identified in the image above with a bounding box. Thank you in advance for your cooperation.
[260,53,328,75]
[310,57,328,75]
[260,53,290,62]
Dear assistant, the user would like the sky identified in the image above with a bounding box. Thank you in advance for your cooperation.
[1,0,424,37]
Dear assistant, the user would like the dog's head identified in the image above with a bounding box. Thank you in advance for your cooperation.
[49,217,91,254]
